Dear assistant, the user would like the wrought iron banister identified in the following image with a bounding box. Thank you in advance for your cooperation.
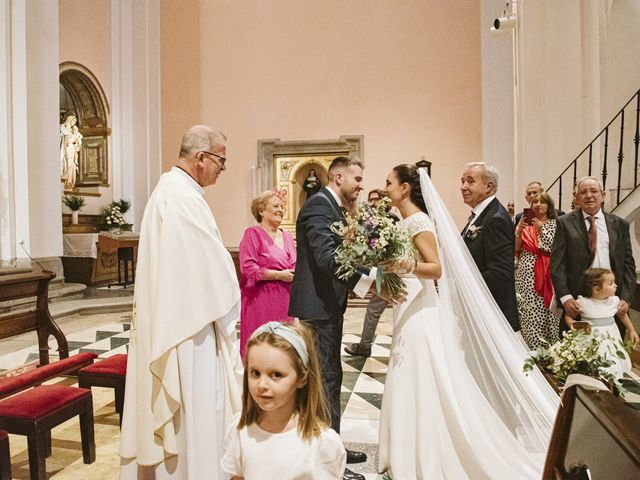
[546,88,640,213]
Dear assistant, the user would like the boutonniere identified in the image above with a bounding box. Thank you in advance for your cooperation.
[465,224,483,240]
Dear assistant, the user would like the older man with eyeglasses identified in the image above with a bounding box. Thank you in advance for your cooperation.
[120,125,241,480]
[551,176,636,335]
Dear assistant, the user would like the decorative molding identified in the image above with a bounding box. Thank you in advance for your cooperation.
[59,63,110,187]
[257,135,364,192]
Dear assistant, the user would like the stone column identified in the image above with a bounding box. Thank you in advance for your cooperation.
[0,0,63,276]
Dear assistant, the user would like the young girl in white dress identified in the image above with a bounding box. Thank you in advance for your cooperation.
[568,268,639,378]
[378,164,557,479]
[221,321,346,479]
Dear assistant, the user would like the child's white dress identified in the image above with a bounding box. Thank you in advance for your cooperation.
[576,295,632,378]
[221,414,346,479]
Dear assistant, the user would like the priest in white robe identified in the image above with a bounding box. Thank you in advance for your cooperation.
[120,125,242,479]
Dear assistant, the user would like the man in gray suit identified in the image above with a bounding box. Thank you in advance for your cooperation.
[550,176,636,333]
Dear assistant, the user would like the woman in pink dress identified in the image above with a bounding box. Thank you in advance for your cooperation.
[239,190,297,359]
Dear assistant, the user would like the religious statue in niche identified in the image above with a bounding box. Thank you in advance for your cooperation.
[59,114,83,189]
[302,168,322,199]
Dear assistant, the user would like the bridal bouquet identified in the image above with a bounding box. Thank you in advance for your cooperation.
[523,329,628,392]
[331,198,414,296]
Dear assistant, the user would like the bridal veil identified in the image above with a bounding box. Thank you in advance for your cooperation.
[418,168,558,453]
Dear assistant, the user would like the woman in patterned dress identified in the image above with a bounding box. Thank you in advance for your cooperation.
[515,191,560,349]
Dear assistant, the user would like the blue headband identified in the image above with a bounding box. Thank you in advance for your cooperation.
[251,321,309,367]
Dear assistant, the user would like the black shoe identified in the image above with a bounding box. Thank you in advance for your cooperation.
[343,467,365,480]
[344,344,371,358]
[346,449,367,464]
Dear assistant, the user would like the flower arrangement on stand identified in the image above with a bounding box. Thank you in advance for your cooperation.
[98,199,131,232]
[523,329,630,394]
[331,197,414,296]
[62,195,86,225]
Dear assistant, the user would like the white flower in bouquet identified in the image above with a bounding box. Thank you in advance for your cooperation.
[331,197,415,296]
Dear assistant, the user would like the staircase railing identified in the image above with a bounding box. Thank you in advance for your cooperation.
[547,88,640,212]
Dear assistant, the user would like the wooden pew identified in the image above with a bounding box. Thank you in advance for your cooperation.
[543,384,640,479]
[0,270,68,365]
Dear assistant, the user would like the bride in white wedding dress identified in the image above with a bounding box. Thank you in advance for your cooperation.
[377,164,559,479]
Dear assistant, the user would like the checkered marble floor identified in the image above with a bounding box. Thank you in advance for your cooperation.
[0,319,392,479]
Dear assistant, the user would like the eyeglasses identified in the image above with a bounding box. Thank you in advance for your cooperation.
[200,151,227,168]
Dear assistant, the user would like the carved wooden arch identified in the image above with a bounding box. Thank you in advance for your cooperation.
[59,62,110,187]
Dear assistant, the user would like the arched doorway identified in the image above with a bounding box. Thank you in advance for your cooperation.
[59,62,110,188]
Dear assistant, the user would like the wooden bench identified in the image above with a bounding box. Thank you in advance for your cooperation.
[0,429,10,480]
[0,270,68,366]
[0,270,97,397]
[0,270,98,479]
[543,384,640,479]
[78,353,127,426]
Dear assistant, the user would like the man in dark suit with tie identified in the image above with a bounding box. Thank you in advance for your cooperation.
[461,162,520,331]
[550,176,636,333]
[289,156,399,480]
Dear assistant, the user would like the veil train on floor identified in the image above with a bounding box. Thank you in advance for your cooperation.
[418,168,558,453]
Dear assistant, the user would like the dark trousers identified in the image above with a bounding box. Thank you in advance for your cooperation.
[302,316,344,433]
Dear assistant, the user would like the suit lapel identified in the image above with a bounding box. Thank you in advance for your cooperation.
[572,209,591,251]
[473,198,498,228]
[604,213,617,260]
[318,187,344,220]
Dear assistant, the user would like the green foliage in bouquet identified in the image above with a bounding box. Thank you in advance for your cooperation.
[331,197,414,296]
[98,198,130,231]
[523,329,630,393]
[62,195,86,211]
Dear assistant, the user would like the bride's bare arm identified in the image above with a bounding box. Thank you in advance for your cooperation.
[412,231,442,280]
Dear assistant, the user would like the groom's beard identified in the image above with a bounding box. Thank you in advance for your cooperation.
[343,200,358,216]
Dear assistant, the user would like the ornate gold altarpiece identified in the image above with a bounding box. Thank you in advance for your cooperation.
[257,136,364,235]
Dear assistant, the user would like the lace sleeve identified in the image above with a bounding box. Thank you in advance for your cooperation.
[405,212,434,238]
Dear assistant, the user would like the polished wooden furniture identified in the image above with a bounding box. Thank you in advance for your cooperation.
[543,385,640,479]
[0,270,66,365]
[62,233,139,285]
[98,233,139,287]
[78,354,127,426]
[0,429,10,480]
[0,385,95,480]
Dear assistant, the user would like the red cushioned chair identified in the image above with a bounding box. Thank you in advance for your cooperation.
[78,354,127,426]
[0,429,10,480]
[0,385,95,480]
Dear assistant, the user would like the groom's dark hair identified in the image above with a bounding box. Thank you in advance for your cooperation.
[328,156,364,181]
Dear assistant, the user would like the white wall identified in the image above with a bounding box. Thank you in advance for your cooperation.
[0,0,62,265]
[482,0,640,214]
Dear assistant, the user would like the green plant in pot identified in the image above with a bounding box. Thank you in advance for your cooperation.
[62,195,86,225]
[98,198,132,231]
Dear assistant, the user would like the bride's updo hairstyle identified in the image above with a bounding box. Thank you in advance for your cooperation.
[392,162,429,214]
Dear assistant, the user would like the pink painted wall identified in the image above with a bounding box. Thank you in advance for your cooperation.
[161,0,482,245]
[58,0,111,102]
[160,0,201,170]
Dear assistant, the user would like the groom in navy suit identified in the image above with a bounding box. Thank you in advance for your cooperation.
[461,162,520,331]
[289,156,399,480]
